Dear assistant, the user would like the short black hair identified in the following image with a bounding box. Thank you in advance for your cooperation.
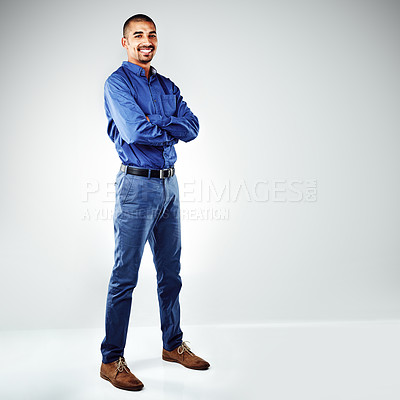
[123,14,156,38]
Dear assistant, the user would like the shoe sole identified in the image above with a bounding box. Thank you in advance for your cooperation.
[100,372,144,391]
[162,355,210,370]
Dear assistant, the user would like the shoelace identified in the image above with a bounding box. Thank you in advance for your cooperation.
[177,341,194,358]
[114,356,129,378]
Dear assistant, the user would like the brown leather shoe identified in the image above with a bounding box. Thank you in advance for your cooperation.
[100,356,144,391]
[162,341,210,370]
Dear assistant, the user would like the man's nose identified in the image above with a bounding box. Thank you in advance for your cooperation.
[143,37,154,44]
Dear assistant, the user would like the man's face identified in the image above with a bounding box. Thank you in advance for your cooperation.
[122,20,158,65]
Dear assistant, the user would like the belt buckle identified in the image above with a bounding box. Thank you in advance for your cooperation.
[160,167,173,179]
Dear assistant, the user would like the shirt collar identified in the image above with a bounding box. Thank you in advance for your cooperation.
[122,61,157,77]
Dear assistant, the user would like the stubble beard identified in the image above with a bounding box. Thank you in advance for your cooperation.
[138,55,152,63]
[137,50,154,64]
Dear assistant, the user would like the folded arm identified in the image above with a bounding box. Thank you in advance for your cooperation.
[105,76,176,146]
[147,82,199,143]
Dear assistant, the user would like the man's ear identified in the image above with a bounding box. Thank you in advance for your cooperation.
[121,37,128,49]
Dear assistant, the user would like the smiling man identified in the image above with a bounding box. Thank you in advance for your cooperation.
[99,14,210,392]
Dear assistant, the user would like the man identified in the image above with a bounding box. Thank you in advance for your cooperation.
[99,14,210,392]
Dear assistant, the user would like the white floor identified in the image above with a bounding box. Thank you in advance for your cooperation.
[1,321,399,400]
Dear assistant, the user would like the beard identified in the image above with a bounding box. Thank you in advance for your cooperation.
[137,48,154,63]
[138,56,152,63]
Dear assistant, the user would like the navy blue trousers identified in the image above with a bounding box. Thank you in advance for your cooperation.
[101,168,183,363]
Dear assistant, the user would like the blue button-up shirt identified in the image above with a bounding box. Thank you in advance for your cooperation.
[104,61,199,169]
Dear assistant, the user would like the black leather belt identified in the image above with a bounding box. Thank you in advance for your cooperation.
[120,164,175,179]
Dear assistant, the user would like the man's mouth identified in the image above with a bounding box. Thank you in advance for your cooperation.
[139,48,153,54]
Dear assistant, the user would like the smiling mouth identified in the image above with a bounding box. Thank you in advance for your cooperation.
[139,48,153,54]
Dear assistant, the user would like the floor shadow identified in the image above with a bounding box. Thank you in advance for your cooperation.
[128,356,161,370]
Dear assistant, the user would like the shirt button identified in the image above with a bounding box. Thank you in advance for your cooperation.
[154,100,156,102]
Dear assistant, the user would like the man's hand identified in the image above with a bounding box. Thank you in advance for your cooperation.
[145,115,150,122]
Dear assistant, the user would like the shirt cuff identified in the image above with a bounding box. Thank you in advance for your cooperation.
[148,114,172,127]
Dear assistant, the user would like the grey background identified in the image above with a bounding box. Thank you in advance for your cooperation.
[0,0,399,331]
